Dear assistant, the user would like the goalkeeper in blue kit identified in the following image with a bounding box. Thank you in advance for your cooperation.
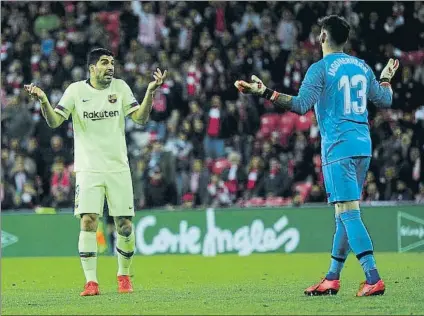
[235,15,399,297]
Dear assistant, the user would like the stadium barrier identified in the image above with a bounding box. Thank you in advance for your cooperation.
[2,205,423,257]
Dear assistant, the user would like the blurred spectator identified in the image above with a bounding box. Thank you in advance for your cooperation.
[13,181,39,209]
[8,155,33,194]
[182,192,195,209]
[391,180,413,201]
[393,66,423,112]
[191,117,206,159]
[165,131,193,202]
[34,3,61,37]
[277,9,298,53]
[244,156,265,199]
[361,12,385,56]
[50,158,72,208]
[204,95,229,159]
[42,135,72,170]
[120,2,139,48]
[380,166,398,201]
[2,95,34,142]
[415,182,424,203]
[1,180,16,210]
[308,185,326,203]
[188,159,210,207]
[131,1,164,49]
[146,140,175,186]
[221,151,247,201]
[144,166,177,209]
[256,158,291,198]
[131,158,147,209]
[234,4,261,36]
[206,174,231,207]
[363,182,381,201]
[145,88,172,141]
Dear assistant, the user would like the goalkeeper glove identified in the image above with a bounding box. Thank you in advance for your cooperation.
[234,75,281,101]
[380,58,400,83]
[234,75,266,96]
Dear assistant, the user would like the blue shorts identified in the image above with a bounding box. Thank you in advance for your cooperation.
[322,157,370,204]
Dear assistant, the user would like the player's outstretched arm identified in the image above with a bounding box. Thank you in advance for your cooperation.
[23,83,65,128]
[235,75,295,107]
[368,58,400,108]
[131,68,167,125]
[235,63,324,115]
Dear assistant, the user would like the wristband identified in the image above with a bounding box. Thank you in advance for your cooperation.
[379,78,391,88]
[262,88,280,101]
[262,87,273,100]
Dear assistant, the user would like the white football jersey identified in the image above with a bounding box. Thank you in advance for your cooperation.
[55,78,139,172]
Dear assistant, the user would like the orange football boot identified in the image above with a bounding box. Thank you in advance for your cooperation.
[304,278,340,296]
[356,279,385,297]
[118,275,133,293]
[80,281,100,296]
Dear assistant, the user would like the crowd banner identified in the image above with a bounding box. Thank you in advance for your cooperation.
[2,206,423,257]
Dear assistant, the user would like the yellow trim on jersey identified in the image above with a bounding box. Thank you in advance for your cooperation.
[54,107,67,119]
[126,103,140,116]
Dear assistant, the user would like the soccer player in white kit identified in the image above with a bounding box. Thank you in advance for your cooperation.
[24,48,167,296]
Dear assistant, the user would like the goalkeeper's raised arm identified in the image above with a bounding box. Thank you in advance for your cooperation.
[234,58,399,115]
[235,63,325,115]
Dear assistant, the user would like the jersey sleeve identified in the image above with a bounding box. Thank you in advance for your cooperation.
[291,61,325,115]
[367,65,393,108]
[119,79,140,116]
[55,84,75,120]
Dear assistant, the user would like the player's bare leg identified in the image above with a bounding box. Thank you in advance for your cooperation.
[79,213,100,296]
[115,216,135,293]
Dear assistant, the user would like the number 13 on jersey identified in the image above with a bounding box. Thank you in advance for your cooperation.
[339,74,367,114]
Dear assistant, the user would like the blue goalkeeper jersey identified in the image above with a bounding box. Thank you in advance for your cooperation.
[291,52,393,165]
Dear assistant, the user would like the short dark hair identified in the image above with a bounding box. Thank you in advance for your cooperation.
[318,15,351,47]
[86,48,114,69]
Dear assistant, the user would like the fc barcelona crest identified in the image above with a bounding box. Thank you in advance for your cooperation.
[108,94,117,103]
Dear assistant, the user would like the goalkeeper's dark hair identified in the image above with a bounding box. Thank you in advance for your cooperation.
[86,48,114,69]
[318,15,351,47]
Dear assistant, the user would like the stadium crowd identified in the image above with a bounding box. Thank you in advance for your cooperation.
[1,1,424,211]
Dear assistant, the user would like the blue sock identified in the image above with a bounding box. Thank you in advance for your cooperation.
[326,216,350,280]
[340,210,381,285]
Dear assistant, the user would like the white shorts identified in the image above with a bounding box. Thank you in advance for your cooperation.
[74,170,135,218]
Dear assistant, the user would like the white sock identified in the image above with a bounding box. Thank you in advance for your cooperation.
[78,231,98,283]
[116,231,135,276]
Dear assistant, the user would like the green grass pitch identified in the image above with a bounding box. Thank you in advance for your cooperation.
[2,253,424,315]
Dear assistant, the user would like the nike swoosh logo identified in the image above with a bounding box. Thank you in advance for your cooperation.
[82,99,90,102]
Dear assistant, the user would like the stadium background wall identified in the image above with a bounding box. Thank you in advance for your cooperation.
[1,206,423,257]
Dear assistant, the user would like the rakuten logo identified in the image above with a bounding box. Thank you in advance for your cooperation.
[83,110,119,121]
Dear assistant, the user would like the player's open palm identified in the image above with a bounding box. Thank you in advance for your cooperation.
[381,58,400,81]
[234,75,266,96]
[148,68,167,92]
[24,83,47,103]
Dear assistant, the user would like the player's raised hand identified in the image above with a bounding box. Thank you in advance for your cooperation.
[234,75,266,96]
[23,83,48,103]
[147,68,168,92]
[380,58,400,82]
